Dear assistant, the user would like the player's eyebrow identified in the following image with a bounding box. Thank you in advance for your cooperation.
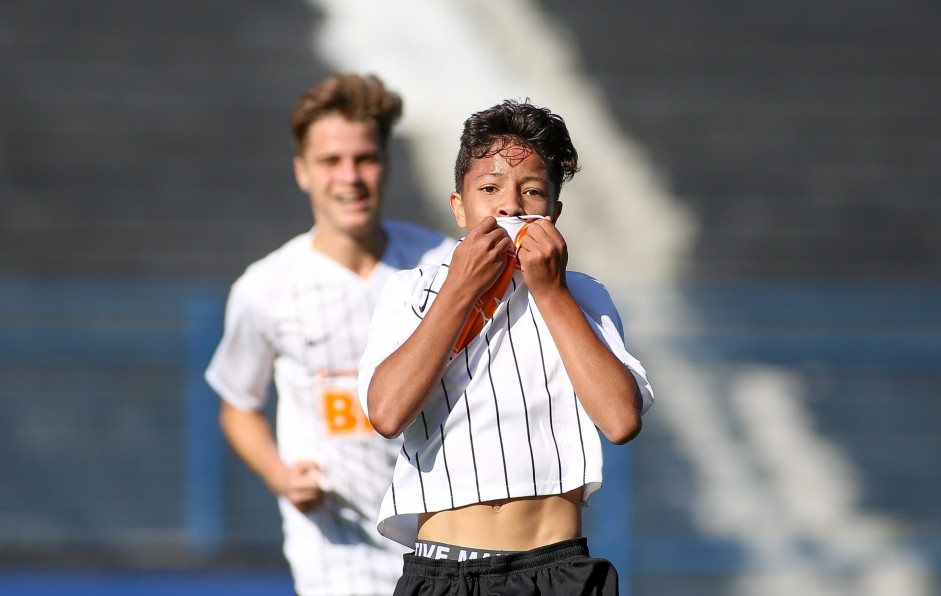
[470,172,549,185]
[517,175,549,186]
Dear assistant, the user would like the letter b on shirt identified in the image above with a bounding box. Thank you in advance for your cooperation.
[323,388,374,435]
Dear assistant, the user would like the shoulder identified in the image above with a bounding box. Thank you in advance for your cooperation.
[565,271,615,303]
[230,231,311,302]
[384,220,448,244]
[565,272,621,317]
[383,220,457,267]
[386,261,444,293]
[380,261,447,310]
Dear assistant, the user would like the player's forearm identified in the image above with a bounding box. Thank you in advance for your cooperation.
[534,288,643,445]
[367,278,478,438]
[219,403,289,494]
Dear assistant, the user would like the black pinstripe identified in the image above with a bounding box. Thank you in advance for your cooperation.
[340,283,358,365]
[438,424,455,509]
[483,330,511,498]
[289,281,331,586]
[573,389,588,488]
[439,382,455,508]
[414,452,428,512]
[306,271,356,579]
[460,349,482,501]
[505,285,539,494]
[528,302,564,491]
[416,412,429,512]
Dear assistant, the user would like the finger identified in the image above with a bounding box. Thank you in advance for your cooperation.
[474,231,515,265]
[478,215,499,230]
[481,223,513,245]
[295,476,322,492]
[294,460,322,473]
[289,465,325,492]
[522,218,560,245]
[495,234,515,255]
[469,216,499,236]
[517,231,551,257]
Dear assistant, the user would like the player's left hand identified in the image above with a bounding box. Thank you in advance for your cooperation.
[285,460,327,513]
[516,218,568,296]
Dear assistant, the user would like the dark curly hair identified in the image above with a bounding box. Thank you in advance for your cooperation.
[290,73,403,151]
[454,100,579,197]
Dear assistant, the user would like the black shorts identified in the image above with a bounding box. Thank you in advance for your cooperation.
[393,537,619,596]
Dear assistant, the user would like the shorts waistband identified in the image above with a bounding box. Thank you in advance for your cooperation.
[402,537,589,578]
[413,539,517,561]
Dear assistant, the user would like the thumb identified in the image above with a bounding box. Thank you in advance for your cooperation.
[295,460,322,476]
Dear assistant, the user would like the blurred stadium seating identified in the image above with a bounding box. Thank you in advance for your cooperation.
[1,1,939,594]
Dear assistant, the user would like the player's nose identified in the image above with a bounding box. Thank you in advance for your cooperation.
[496,194,524,217]
[336,158,361,182]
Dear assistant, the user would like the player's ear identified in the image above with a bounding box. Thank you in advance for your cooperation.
[293,155,310,192]
[449,192,467,228]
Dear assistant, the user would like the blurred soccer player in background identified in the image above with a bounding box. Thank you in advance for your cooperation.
[205,73,455,596]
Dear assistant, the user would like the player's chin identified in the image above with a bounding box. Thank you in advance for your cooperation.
[345,216,383,237]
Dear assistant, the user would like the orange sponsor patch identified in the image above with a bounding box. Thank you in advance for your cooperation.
[323,387,374,435]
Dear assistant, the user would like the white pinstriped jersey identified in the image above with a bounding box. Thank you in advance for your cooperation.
[358,220,655,547]
[205,221,456,596]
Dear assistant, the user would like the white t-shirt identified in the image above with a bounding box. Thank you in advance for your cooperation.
[205,220,455,596]
[358,226,654,547]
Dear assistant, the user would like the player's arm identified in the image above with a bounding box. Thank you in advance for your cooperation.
[219,400,325,512]
[367,217,514,438]
[518,219,643,445]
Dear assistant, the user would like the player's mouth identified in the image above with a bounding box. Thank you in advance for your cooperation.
[336,193,369,206]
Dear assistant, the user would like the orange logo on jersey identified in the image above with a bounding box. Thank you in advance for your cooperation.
[323,388,374,435]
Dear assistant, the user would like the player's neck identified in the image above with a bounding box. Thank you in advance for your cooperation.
[311,226,386,278]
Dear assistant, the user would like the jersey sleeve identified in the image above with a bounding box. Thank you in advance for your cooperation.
[421,235,459,267]
[357,267,429,416]
[567,272,655,415]
[204,277,276,411]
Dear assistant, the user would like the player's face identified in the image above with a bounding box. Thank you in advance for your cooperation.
[293,114,386,241]
[449,142,561,230]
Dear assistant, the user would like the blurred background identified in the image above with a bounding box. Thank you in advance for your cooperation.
[2,0,940,594]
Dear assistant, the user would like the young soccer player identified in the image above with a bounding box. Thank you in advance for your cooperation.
[205,73,455,596]
[358,99,654,595]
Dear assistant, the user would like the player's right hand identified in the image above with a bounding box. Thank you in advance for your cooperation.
[282,460,326,513]
[449,217,515,296]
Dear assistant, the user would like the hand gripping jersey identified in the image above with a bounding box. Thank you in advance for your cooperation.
[452,215,545,356]
[205,221,456,596]
[358,217,654,547]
